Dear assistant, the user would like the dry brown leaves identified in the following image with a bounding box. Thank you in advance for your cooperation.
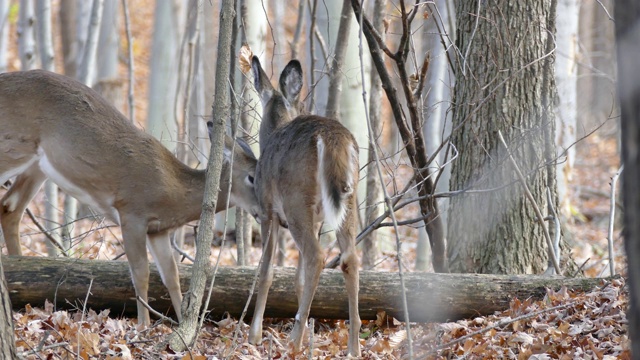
[12,277,628,359]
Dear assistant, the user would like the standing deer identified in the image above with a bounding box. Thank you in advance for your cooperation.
[0,70,261,326]
[250,57,361,356]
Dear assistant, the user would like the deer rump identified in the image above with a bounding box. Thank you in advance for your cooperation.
[255,115,358,231]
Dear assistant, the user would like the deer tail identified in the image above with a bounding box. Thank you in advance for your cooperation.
[317,136,358,230]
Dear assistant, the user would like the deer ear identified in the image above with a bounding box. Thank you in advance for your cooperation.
[252,56,273,104]
[235,137,257,160]
[207,120,214,141]
[279,60,303,103]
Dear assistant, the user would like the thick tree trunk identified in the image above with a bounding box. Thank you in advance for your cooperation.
[0,257,16,359]
[3,256,604,323]
[615,0,640,356]
[447,0,559,274]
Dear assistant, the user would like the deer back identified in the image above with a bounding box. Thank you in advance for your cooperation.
[0,70,260,232]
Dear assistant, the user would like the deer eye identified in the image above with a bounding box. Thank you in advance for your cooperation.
[246,174,255,185]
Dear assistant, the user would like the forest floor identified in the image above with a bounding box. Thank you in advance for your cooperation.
[7,122,627,360]
[3,1,627,358]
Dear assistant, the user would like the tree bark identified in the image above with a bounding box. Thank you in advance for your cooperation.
[36,0,63,257]
[147,0,185,153]
[3,256,605,324]
[169,0,234,350]
[615,0,640,356]
[554,0,579,219]
[416,0,455,271]
[0,256,16,359]
[361,0,385,269]
[58,0,77,76]
[447,0,560,274]
[0,0,10,73]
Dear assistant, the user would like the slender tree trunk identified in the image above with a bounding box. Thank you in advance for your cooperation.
[555,0,579,219]
[95,0,122,111]
[18,0,36,70]
[361,0,385,269]
[447,0,559,274]
[416,0,455,271]
[0,0,10,73]
[62,0,104,248]
[237,0,267,263]
[147,0,185,152]
[0,256,16,359]
[615,0,640,355]
[173,0,203,260]
[169,0,235,350]
[36,0,63,257]
[58,0,77,76]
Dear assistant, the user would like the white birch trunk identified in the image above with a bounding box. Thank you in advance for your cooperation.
[63,0,104,245]
[147,0,185,152]
[0,0,10,73]
[18,0,36,71]
[36,0,63,256]
[555,0,579,219]
[416,0,455,271]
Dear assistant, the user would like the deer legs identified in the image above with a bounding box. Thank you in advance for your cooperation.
[248,219,279,344]
[147,230,183,322]
[335,200,361,357]
[1,164,47,255]
[288,219,324,352]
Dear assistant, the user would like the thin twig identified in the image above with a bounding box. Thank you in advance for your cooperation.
[25,208,68,257]
[135,296,178,326]
[171,233,195,262]
[607,165,623,276]
[497,130,561,275]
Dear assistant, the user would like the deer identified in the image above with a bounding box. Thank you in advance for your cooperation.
[0,69,261,326]
[249,56,361,356]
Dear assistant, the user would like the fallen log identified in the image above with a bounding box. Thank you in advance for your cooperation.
[3,255,604,323]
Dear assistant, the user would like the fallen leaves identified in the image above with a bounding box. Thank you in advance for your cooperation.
[11,277,629,358]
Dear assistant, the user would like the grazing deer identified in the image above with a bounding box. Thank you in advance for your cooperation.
[0,70,261,326]
[250,57,361,356]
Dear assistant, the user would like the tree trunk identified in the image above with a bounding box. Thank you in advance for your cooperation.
[58,0,77,76]
[35,0,64,257]
[416,0,455,271]
[62,0,104,248]
[615,0,640,356]
[447,0,559,274]
[147,0,185,153]
[18,0,36,70]
[0,0,9,73]
[95,0,122,112]
[555,0,579,219]
[0,257,16,359]
[236,0,269,263]
[3,256,605,324]
[169,0,234,350]
[361,0,385,269]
